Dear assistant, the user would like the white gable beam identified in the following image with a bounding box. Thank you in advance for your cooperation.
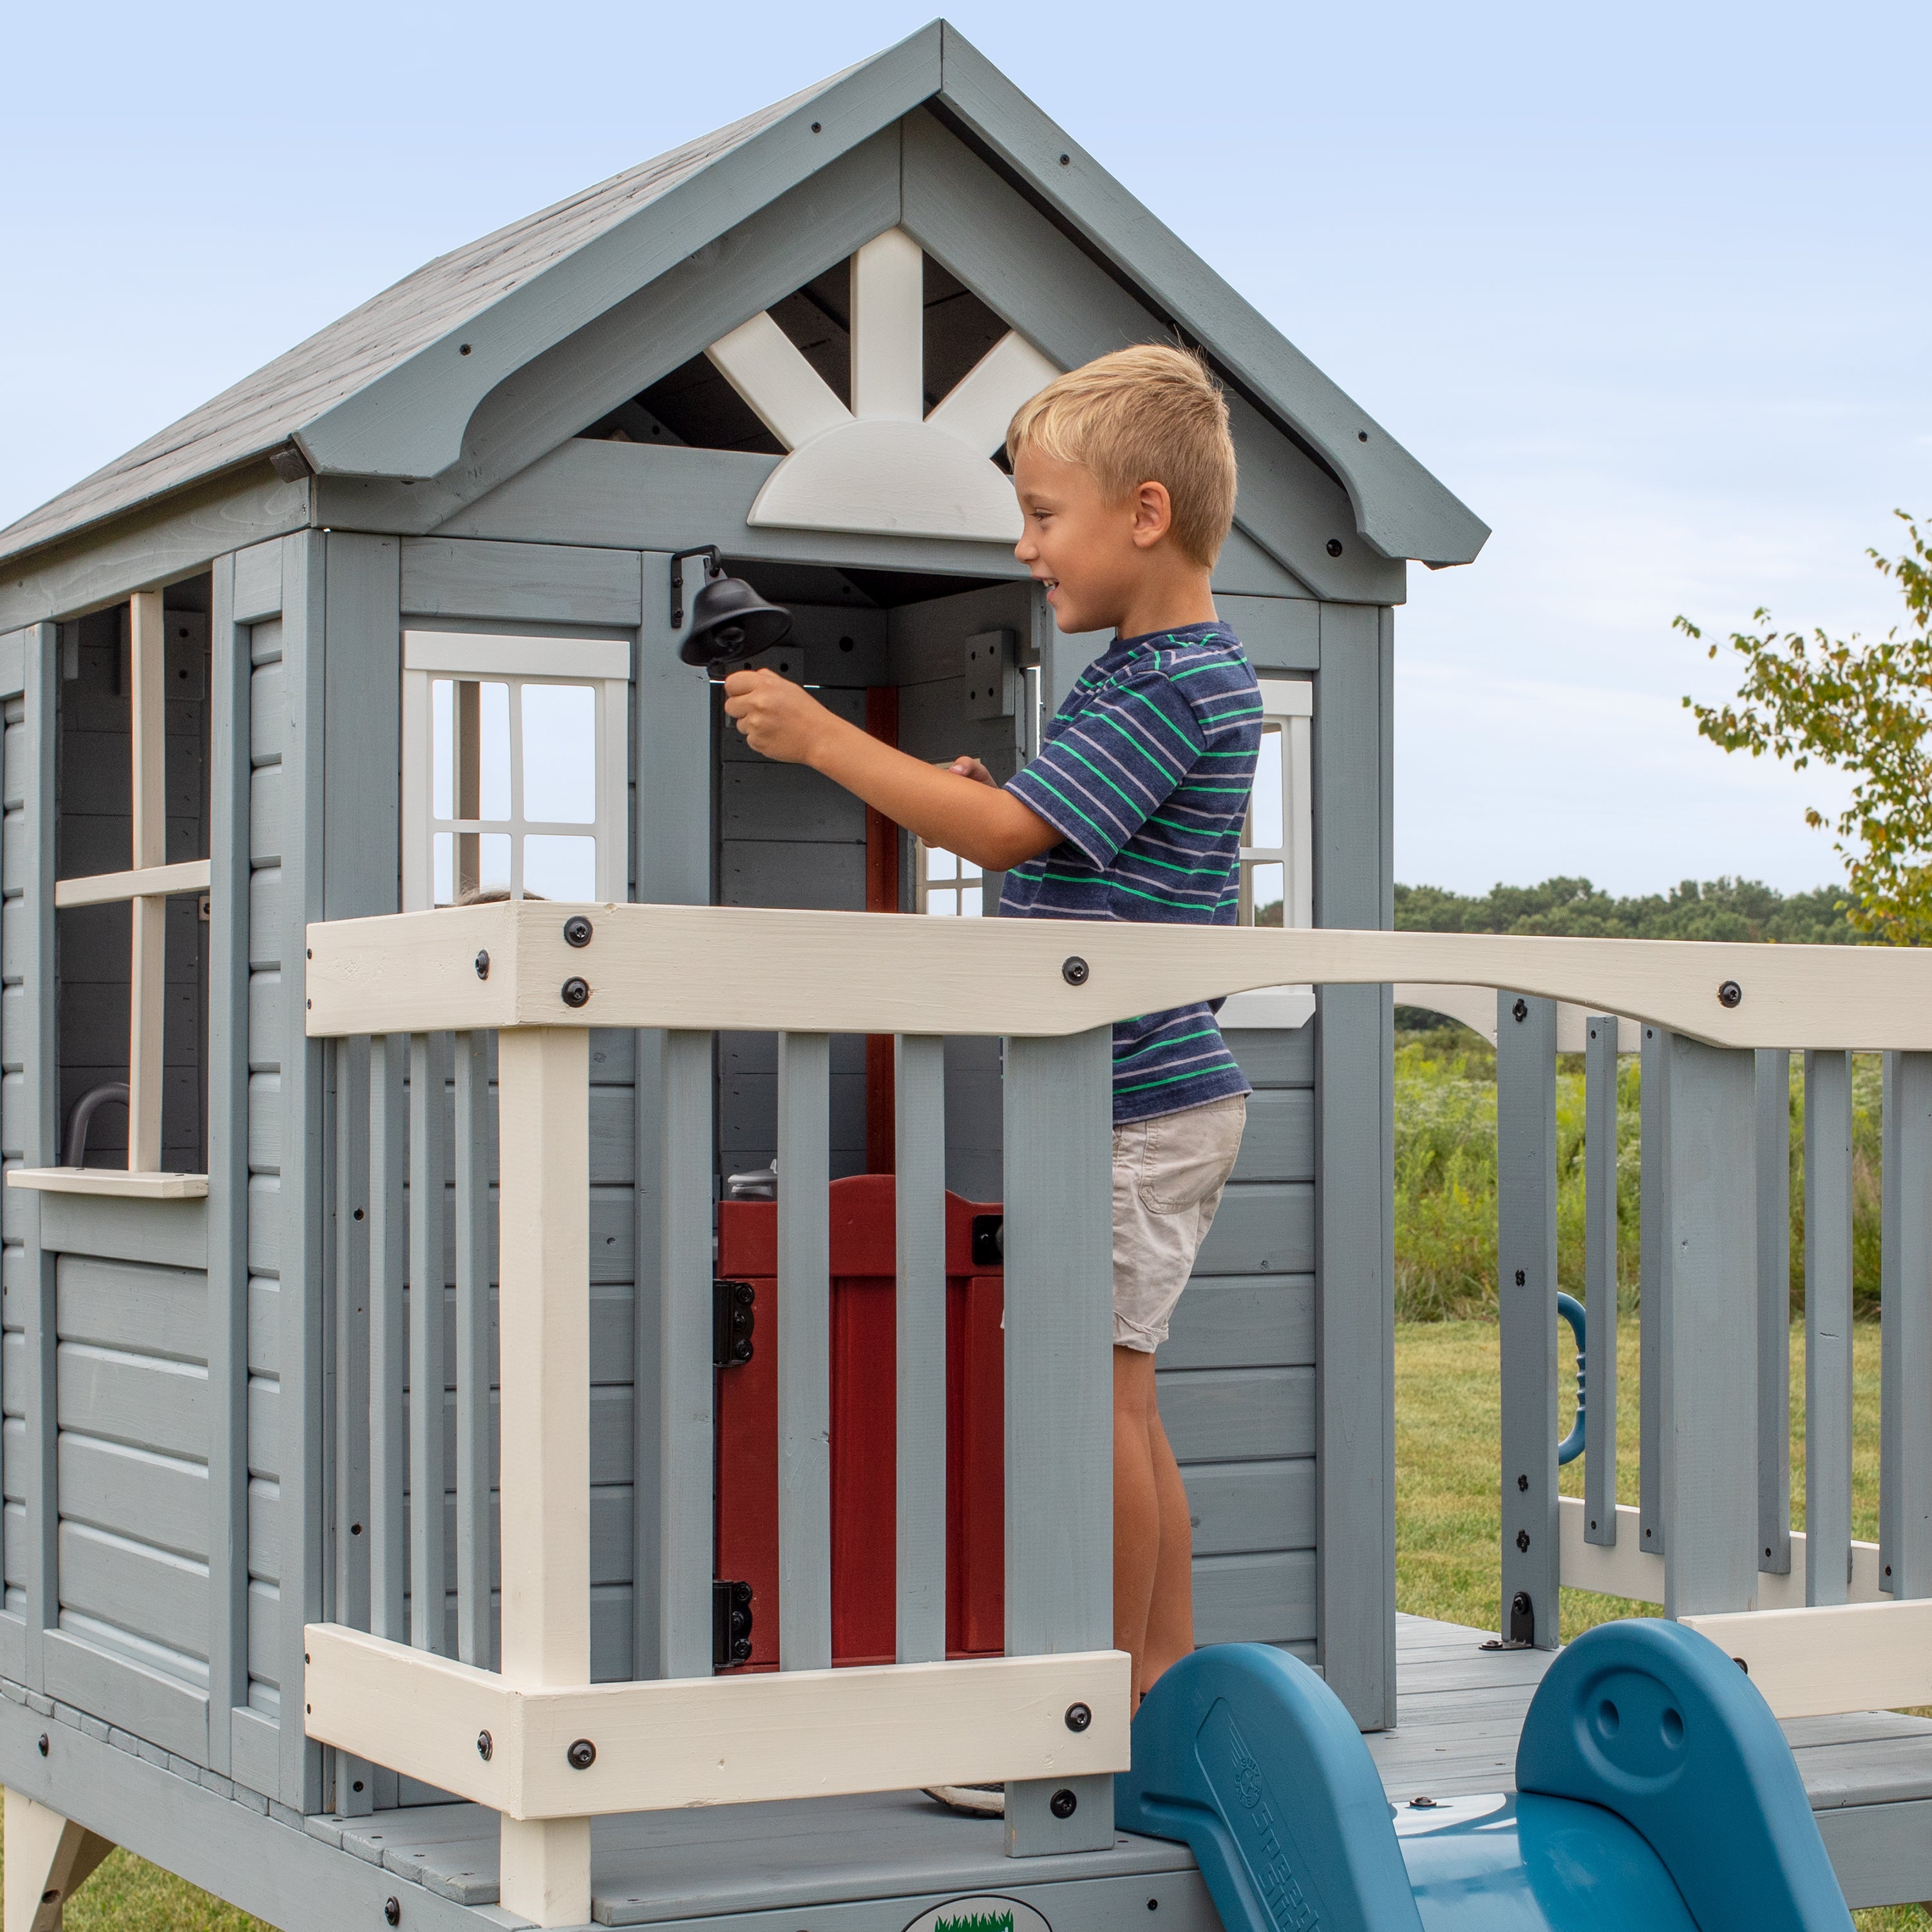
[850,228,925,423]
[927,330,1060,456]
[705,314,851,451]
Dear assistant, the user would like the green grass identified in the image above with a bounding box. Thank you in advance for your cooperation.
[1396,1315,1921,1928]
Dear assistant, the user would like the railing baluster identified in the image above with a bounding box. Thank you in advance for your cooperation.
[1497,992,1558,1646]
[1757,1050,1793,1577]
[658,1028,714,1679]
[332,1034,374,1814]
[1002,1027,1113,1856]
[1583,1016,1618,1547]
[1661,1034,1757,1617]
[367,1038,408,1638]
[408,1031,448,1653]
[1882,1052,1900,1591]
[453,1031,494,1667]
[1804,1050,1854,1604]
[1886,1052,1932,1599]
[495,1027,592,1927]
[895,1035,947,1665]
[777,1030,833,1672]
[1640,1023,1669,1558]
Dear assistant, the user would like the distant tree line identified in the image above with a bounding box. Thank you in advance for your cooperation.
[1392,875,1862,945]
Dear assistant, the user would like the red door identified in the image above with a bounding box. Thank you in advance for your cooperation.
[714,1175,1005,1667]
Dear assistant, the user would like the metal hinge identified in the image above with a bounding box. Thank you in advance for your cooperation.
[713,1579,753,1669]
[714,1279,755,1368]
[1481,1589,1537,1651]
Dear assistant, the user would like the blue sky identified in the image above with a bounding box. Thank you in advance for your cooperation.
[6,1,1926,896]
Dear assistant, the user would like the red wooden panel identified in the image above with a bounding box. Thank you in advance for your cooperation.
[714,1177,1004,1669]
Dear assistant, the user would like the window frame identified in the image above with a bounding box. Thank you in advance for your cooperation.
[1220,676,1316,1031]
[400,631,630,913]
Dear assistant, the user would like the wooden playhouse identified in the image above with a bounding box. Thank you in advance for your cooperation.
[95,17,1932,1932]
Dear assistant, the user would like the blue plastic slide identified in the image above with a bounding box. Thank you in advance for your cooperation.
[1117,1620,1852,1931]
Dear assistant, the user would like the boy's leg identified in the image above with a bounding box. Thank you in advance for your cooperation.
[1141,1397,1196,1685]
[1113,1345,1161,1696]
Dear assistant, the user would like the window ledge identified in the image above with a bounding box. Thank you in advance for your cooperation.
[6,1168,209,1200]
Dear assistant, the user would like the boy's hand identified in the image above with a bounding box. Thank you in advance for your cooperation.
[721,668,836,765]
[944,755,996,786]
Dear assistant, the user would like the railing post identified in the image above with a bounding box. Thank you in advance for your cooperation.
[777,1032,833,1671]
[495,1027,592,1928]
[895,1036,947,1665]
[1583,1016,1618,1547]
[1661,1034,1758,1618]
[453,1031,494,1669]
[1497,992,1559,1646]
[1756,1050,1792,1578]
[332,1034,374,1815]
[366,1034,408,1812]
[1803,1050,1853,1604]
[1884,1052,1932,1599]
[407,1032,448,1654]
[1640,1024,1669,1558]
[1003,1027,1113,1855]
[658,1029,714,1679]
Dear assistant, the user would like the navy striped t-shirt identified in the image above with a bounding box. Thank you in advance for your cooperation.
[998,623,1262,1123]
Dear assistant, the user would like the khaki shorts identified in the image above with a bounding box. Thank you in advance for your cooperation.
[1112,1093,1247,1352]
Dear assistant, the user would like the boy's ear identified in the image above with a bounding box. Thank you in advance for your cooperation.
[1128,479,1175,551]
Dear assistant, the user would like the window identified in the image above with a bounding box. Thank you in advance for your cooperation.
[401,634,629,911]
[916,841,983,916]
[45,591,212,1184]
[1222,677,1314,1030]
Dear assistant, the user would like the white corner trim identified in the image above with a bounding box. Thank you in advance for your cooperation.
[927,330,1061,457]
[7,1168,209,1199]
[53,859,212,910]
[401,632,631,681]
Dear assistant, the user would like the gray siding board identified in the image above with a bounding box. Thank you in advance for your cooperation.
[57,1256,205,1361]
[400,539,643,627]
[1191,1183,1314,1276]
[1159,1368,1315,1464]
[59,1520,209,1665]
[37,1197,209,1273]
[1184,1460,1316,1557]
[1220,596,1320,668]
[1162,1277,1314,1371]
[1229,1028,1316,1089]
[1229,1088,1313,1182]
[1313,598,1397,1729]
[59,1347,209,1460]
[232,542,284,625]
[719,764,866,844]
[59,1434,207,1562]
[39,1625,207,1760]
[1192,1551,1318,1646]
[720,842,866,911]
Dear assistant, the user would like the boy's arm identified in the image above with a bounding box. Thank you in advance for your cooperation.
[721,668,1061,872]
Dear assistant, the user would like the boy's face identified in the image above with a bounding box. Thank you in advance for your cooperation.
[1012,448,1173,636]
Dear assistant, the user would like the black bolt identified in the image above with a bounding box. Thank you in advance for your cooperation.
[1718,980,1743,1009]
[37,1733,48,1756]
[1358,430,1370,442]
[1514,1269,1526,1287]
[1734,1656,1750,1673]
[567,1738,597,1770]
[811,120,822,131]
[1061,956,1090,986]
[350,1522,363,1535]
[1065,1701,1092,1732]
[1148,1902,1159,1913]
[1511,997,1528,1022]
[1408,1795,1439,1809]
[384,1898,401,1926]
[1517,1473,1528,1493]
[1059,153,1070,166]
[1049,1787,1078,1819]
[561,977,591,1009]
[1325,538,1344,558]
[477,1730,493,1761]
[459,343,471,355]
[474,950,489,980]
[564,914,594,949]
[1516,1530,1530,1553]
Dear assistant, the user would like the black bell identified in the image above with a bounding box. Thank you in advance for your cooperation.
[679,570,793,673]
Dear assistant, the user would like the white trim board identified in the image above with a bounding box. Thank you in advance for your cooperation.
[402,631,630,679]
[7,1168,209,1200]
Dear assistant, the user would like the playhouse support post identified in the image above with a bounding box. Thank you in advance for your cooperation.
[1497,992,1559,1647]
[3,1789,114,1932]
[1582,1016,1618,1548]
[1640,1025,1670,1559]
[1883,1053,1932,1601]
[1756,1049,1793,1578]
[1804,1050,1855,1604]
[495,1028,593,1926]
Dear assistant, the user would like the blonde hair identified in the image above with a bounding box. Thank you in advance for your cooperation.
[1005,343,1237,567]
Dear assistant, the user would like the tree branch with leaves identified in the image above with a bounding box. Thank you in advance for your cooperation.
[1678,512,1932,943]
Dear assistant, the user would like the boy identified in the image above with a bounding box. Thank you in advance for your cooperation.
[721,342,1259,1706]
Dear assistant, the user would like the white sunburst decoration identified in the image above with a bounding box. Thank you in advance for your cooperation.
[704,229,1060,544]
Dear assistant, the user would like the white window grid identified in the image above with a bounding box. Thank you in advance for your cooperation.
[915,840,983,916]
[401,632,630,913]
[1222,676,1314,1030]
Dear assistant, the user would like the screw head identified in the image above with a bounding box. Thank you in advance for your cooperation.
[1061,956,1090,986]
[474,949,490,980]
[1511,997,1528,1022]
[384,1899,401,1926]
[1517,1473,1528,1493]
[1514,1269,1526,1287]
[1718,979,1743,1009]
[567,1738,597,1770]
[1516,1529,1531,1553]
[561,976,591,1009]
[477,1729,493,1761]
[1065,1701,1092,1732]
[564,914,594,949]
[1325,538,1345,558]
[37,1733,48,1757]
[1049,1787,1078,1819]
[1408,1795,1439,1809]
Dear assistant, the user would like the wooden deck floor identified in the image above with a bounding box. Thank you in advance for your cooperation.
[1373,1613,1932,1910]
[308,1615,1932,1920]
